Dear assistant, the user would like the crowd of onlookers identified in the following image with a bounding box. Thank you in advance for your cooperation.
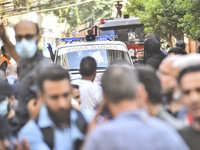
[0,18,200,150]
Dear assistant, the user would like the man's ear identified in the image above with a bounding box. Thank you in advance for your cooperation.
[135,83,148,108]
[36,33,41,43]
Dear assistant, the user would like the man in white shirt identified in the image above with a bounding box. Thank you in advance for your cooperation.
[72,56,102,110]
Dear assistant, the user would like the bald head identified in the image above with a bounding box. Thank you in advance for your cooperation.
[101,66,138,103]
[158,55,182,94]
[14,20,40,43]
[14,20,39,35]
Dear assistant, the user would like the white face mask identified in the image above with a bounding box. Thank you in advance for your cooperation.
[0,101,8,116]
[15,39,37,59]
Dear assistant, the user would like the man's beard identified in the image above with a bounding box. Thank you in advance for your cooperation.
[47,106,71,128]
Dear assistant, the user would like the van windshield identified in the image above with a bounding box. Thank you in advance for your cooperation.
[56,49,130,70]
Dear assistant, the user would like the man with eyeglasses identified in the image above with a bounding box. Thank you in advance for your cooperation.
[178,65,200,150]
[0,19,50,130]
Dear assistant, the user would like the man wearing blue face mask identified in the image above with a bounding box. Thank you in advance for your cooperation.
[0,80,15,119]
[0,19,50,132]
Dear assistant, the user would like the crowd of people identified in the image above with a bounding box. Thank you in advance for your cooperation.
[0,18,200,150]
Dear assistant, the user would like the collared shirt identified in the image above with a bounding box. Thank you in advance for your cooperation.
[84,109,189,150]
[18,105,84,150]
[71,79,103,110]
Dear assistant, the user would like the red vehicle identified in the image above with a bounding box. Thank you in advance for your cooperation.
[74,16,145,57]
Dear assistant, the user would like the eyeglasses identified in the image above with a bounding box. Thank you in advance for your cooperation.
[15,34,37,42]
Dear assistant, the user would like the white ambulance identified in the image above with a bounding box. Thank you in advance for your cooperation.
[54,35,133,83]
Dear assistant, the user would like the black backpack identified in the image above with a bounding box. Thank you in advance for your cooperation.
[36,109,87,150]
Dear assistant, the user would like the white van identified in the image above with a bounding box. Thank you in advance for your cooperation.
[54,38,133,83]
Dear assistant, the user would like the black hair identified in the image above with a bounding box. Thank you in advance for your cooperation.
[175,40,186,50]
[37,64,70,92]
[0,80,13,101]
[72,84,79,89]
[137,66,162,104]
[80,56,97,77]
[145,33,160,44]
[198,36,200,42]
[137,50,144,53]
[178,64,200,85]
[1,45,5,53]
[168,47,187,55]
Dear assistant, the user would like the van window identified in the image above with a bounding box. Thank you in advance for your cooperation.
[56,49,130,70]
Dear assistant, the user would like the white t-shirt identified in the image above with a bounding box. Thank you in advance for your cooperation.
[71,79,103,110]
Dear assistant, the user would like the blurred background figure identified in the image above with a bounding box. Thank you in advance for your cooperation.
[72,84,81,105]
[0,80,15,119]
[144,38,165,70]
[0,116,11,150]
[71,84,82,111]
[158,55,187,123]
[145,33,168,56]
[133,50,144,67]
[168,47,187,55]
[72,56,103,110]
[0,45,11,72]
[175,40,187,54]
[6,64,18,86]
[136,50,144,59]
[0,70,6,81]
[137,66,184,130]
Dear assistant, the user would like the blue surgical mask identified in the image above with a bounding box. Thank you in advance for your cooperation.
[15,39,37,59]
[0,100,8,116]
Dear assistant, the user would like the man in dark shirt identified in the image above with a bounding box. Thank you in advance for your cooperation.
[0,19,50,130]
[178,65,200,150]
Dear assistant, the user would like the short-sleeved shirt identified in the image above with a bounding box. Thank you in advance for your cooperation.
[84,109,189,150]
[71,79,103,110]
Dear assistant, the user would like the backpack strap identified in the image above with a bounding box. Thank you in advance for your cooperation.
[35,118,54,150]
[73,109,88,150]
[40,127,54,150]
[35,109,87,150]
[74,109,88,135]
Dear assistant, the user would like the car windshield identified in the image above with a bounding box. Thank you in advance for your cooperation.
[56,49,130,70]
[100,26,145,44]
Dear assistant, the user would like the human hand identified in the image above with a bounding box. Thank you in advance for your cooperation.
[12,138,30,150]
[87,102,110,133]
[27,98,42,120]
[47,43,53,53]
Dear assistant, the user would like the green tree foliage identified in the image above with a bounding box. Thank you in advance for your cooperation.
[125,0,199,47]
[178,0,200,40]
[51,0,115,29]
